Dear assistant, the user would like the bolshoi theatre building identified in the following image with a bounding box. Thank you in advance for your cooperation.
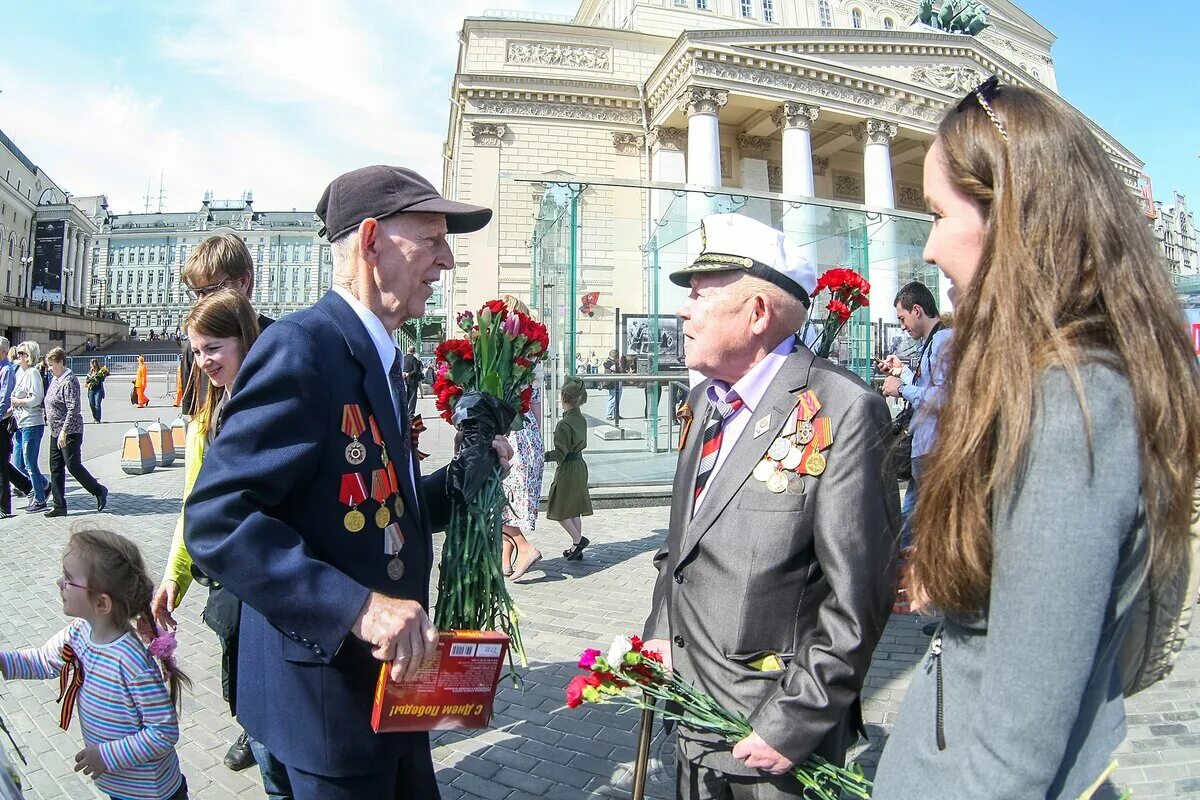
[440,0,1143,472]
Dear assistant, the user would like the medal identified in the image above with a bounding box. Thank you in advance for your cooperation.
[782,446,804,471]
[767,470,788,494]
[386,460,405,519]
[753,459,775,482]
[796,419,814,446]
[369,416,389,466]
[768,437,791,461]
[345,441,366,465]
[371,470,392,529]
[384,524,405,580]
[339,473,368,533]
[387,558,405,581]
[341,405,367,465]
[805,452,827,476]
[796,390,822,421]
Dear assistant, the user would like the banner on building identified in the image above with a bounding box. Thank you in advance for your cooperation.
[31,220,65,303]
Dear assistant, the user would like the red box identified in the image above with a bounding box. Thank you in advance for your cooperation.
[371,630,510,733]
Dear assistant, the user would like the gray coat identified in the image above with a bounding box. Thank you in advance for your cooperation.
[644,345,899,773]
[874,363,1146,799]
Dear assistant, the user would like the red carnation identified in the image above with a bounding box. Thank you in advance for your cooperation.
[566,675,588,708]
[520,385,533,414]
[630,635,643,651]
[828,299,852,323]
[482,300,507,317]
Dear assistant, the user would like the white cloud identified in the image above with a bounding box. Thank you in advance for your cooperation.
[1,1,569,213]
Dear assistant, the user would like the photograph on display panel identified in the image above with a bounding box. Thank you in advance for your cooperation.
[621,314,684,368]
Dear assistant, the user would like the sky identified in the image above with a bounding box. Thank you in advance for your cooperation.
[0,0,1196,215]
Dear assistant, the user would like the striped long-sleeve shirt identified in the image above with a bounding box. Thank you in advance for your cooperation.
[0,620,183,800]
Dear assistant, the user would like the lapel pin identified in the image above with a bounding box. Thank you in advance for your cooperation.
[753,415,772,438]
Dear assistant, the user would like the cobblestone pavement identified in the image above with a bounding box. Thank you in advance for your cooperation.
[0,411,1197,799]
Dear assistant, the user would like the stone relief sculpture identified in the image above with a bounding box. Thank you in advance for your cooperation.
[911,64,986,93]
[506,41,612,70]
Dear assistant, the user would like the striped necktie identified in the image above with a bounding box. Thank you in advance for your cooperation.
[693,395,744,503]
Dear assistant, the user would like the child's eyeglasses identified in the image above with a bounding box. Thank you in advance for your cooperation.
[57,575,92,592]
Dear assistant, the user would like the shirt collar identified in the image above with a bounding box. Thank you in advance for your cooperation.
[706,334,796,413]
[332,285,397,371]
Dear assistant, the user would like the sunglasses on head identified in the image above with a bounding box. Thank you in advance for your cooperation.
[957,75,1009,142]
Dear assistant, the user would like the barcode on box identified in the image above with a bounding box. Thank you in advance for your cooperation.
[449,643,477,658]
[476,644,503,658]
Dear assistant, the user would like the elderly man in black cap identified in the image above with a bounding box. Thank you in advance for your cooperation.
[185,166,510,799]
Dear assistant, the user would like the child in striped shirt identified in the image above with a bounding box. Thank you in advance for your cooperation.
[0,528,191,800]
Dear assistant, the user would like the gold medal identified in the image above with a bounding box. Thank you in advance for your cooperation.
[394,495,405,518]
[387,557,405,581]
[380,446,389,467]
[753,459,776,482]
[375,505,391,529]
[796,420,814,446]
[782,446,804,471]
[766,470,788,494]
[805,452,826,476]
[768,437,791,461]
[345,441,366,465]
[344,508,365,533]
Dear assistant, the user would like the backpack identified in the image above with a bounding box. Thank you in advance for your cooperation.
[1118,480,1200,695]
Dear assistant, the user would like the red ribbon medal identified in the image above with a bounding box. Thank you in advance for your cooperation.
[371,469,392,528]
[340,473,368,532]
[342,405,367,465]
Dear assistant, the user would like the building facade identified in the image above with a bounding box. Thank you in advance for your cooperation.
[1155,192,1198,276]
[93,195,332,333]
[442,0,1145,337]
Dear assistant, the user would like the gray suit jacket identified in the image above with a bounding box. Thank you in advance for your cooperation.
[644,346,900,773]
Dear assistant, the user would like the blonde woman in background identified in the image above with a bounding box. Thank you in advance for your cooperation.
[501,295,546,581]
[9,340,48,512]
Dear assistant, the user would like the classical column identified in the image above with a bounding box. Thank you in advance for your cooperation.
[679,87,727,187]
[772,102,819,197]
[648,126,690,308]
[855,119,898,208]
[854,118,900,324]
[62,225,76,304]
[80,235,92,308]
[72,231,83,306]
[736,133,772,224]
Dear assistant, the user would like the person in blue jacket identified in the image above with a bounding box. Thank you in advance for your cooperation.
[184,165,510,800]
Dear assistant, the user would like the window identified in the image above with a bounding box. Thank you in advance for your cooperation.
[762,0,774,22]
[696,0,708,10]
[818,0,832,27]
[883,16,894,29]
[674,0,686,5]
[851,8,863,27]
[740,0,752,16]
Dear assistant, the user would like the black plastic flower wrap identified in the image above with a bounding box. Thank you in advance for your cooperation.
[446,391,519,505]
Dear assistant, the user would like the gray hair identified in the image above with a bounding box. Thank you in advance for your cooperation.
[330,230,360,275]
[733,275,809,336]
[0,337,10,353]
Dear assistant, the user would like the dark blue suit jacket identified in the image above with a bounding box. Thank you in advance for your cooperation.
[184,290,449,777]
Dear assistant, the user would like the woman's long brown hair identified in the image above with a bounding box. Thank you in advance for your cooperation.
[911,85,1200,615]
[183,288,260,437]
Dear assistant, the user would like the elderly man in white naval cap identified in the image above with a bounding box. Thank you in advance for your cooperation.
[642,214,898,800]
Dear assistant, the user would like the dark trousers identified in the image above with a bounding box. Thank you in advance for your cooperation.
[49,431,103,510]
[282,746,439,800]
[88,387,104,422]
[406,379,421,415]
[676,753,806,800]
[0,426,31,514]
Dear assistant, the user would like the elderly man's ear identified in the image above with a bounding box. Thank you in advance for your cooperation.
[749,295,772,335]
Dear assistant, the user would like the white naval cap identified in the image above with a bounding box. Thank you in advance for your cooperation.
[669,214,817,307]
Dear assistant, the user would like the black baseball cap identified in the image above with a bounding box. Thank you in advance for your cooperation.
[315,165,492,240]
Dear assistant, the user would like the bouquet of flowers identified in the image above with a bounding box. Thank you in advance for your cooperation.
[565,635,872,800]
[431,300,549,665]
[809,267,870,359]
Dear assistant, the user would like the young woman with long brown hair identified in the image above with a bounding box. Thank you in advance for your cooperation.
[874,80,1200,799]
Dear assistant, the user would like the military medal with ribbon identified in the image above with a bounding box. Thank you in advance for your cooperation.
[371,469,393,529]
[383,523,406,580]
[342,404,368,466]
[340,472,368,532]
[753,390,833,493]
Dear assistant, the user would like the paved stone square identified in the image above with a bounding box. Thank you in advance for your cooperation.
[0,397,1196,799]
